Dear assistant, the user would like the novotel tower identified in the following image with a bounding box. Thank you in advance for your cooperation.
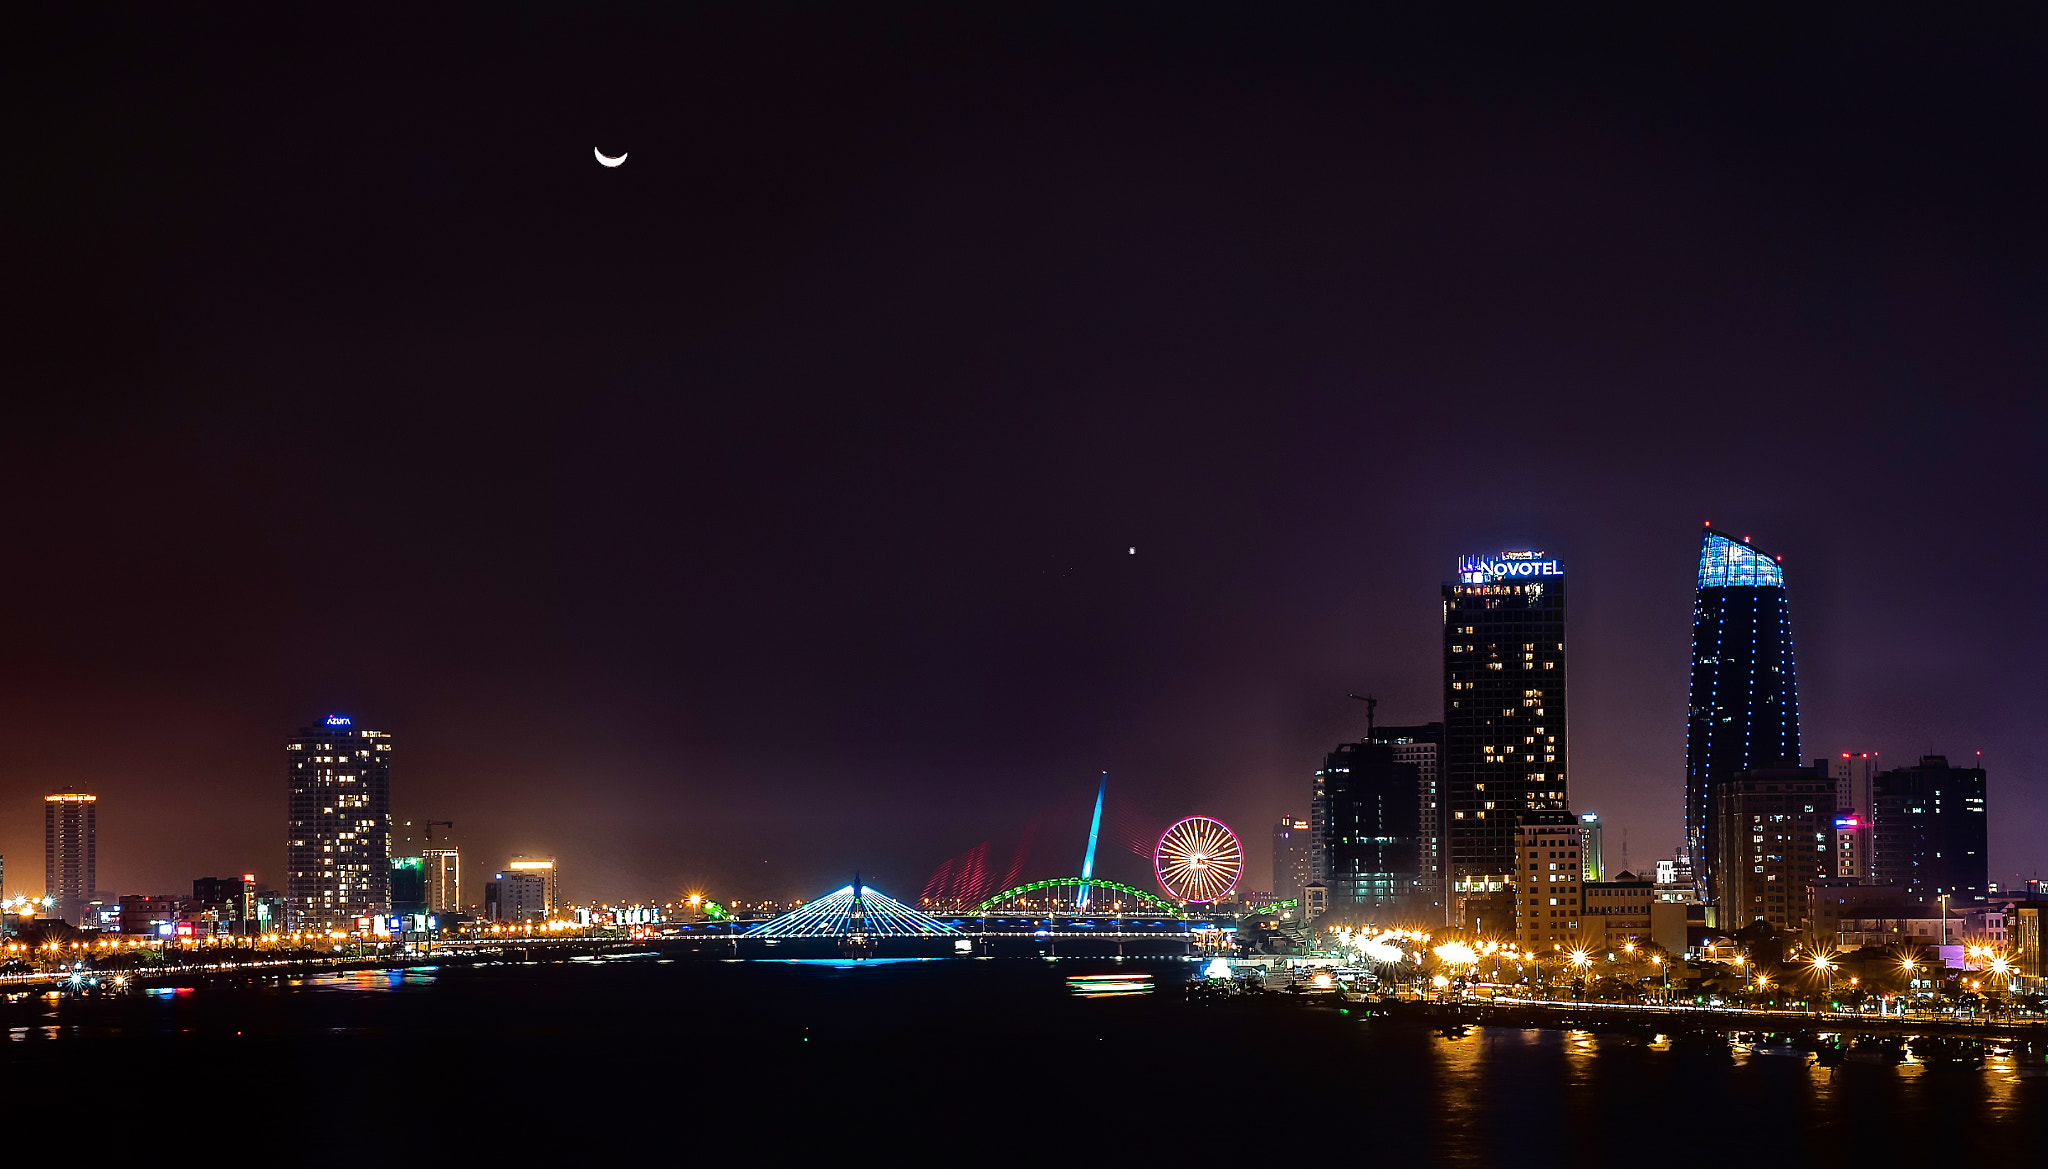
[1684,526,1800,907]
[1442,550,1568,915]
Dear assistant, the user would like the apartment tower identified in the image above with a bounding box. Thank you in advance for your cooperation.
[286,715,393,930]
[44,792,97,926]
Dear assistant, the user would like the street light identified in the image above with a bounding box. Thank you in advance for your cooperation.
[1807,951,1837,1011]
[1568,949,1592,1002]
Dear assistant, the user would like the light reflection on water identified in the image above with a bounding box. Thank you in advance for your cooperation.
[1416,1024,2043,1165]
[0,960,2042,1162]
[294,966,438,991]
[764,958,943,968]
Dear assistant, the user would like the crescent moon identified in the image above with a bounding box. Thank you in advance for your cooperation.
[595,149,627,167]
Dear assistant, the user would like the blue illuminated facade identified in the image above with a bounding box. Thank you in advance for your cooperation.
[1696,537,1785,589]
[1685,527,1800,907]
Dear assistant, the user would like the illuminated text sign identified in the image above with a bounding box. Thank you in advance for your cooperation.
[1458,551,1563,583]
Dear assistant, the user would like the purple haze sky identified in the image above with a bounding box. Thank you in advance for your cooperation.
[5,7,2046,905]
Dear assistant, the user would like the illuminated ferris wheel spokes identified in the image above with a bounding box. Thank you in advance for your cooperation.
[1154,816,1243,903]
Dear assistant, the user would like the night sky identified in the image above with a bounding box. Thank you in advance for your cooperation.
[7,6,2047,905]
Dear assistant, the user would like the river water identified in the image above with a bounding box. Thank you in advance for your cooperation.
[7,955,2043,1164]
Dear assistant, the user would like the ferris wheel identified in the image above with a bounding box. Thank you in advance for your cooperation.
[1154,816,1243,903]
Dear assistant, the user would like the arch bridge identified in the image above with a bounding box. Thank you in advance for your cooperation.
[965,877,1184,918]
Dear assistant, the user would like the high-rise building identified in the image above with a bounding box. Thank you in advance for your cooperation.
[506,857,559,915]
[1578,812,1604,882]
[1511,811,1584,953]
[396,819,461,914]
[1831,813,1869,879]
[1823,753,1878,821]
[1713,765,1833,931]
[423,847,461,913]
[1685,527,1800,909]
[1871,754,1989,905]
[44,792,97,926]
[286,715,393,930]
[1818,753,1878,880]
[1315,743,1422,918]
[1271,817,1310,908]
[486,870,549,922]
[390,857,428,915]
[1443,550,1568,920]
[1372,722,1447,923]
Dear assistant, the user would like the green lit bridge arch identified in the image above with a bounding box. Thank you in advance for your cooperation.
[967,878,1184,918]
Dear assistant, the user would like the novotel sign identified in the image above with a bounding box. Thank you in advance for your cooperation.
[1457,551,1563,582]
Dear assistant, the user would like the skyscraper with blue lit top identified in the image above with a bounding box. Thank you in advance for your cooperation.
[1685,526,1800,909]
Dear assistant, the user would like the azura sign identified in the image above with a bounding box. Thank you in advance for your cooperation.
[1458,552,1562,582]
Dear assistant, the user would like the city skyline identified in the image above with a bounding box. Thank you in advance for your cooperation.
[8,8,2048,905]
[0,512,2025,913]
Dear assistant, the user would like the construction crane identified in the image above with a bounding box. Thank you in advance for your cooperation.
[1347,693,1377,736]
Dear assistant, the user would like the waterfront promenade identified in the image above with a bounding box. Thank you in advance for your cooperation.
[1367,992,2048,1040]
[0,933,655,993]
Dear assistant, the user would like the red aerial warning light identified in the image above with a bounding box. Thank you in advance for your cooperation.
[1742,535,1751,543]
